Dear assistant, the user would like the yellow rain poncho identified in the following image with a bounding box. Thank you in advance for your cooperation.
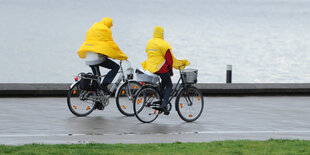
[141,26,189,73]
[78,17,128,60]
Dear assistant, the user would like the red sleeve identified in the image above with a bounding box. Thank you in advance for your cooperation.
[155,49,173,74]
[165,49,173,70]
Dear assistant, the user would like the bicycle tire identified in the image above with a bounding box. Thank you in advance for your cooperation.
[115,81,142,116]
[67,81,96,117]
[133,86,160,123]
[175,86,204,122]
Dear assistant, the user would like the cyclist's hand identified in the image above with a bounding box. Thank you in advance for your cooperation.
[169,69,173,76]
[179,65,186,70]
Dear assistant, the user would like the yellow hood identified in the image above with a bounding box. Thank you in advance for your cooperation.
[153,26,164,39]
[101,17,113,28]
[141,26,189,73]
[77,17,128,60]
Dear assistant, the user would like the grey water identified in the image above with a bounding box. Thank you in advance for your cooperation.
[0,0,309,83]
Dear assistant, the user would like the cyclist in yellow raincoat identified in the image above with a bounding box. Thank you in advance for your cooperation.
[78,17,127,96]
[142,26,189,114]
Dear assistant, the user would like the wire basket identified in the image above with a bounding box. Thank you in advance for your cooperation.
[181,69,198,83]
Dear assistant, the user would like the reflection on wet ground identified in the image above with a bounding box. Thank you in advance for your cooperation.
[0,97,310,145]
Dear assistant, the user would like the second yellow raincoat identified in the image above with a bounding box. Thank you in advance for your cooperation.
[142,26,189,73]
[78,17,128,60]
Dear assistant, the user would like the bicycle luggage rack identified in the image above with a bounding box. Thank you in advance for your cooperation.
[135,69,160,84]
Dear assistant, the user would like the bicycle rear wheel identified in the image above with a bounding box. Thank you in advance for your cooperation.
[67,81,96,117]
[133,87,160,123]
[175,86,204,122]
[116,81,142,116]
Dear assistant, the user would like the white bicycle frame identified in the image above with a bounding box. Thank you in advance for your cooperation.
[70,60,135,105]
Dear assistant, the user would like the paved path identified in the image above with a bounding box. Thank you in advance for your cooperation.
[0,96,309,145]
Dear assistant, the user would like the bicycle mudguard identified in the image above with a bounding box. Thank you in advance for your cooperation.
[139,85,163,102]
[69,81,79,89]
[139,85,157,91]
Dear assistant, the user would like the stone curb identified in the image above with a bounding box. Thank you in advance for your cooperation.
[0,83,309,97]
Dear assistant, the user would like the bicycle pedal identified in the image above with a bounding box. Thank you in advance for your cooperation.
[163,111,170,115]
[153,107,162,111]
[152,101,161,105]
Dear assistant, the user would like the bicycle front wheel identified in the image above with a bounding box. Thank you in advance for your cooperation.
[116,81,142,116]
[133,87,160,123]
[67,81,96,117]
[175,86,204,122]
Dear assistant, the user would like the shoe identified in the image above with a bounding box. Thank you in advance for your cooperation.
[160,105,170,115]
[94,102,104,110]
[152,101,162,111]
[100,82,111,95]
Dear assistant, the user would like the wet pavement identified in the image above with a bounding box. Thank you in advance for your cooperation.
[0,96,310,145]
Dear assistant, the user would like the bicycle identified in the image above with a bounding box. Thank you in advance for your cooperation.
[67,60,142,117]
[133,67,204,123]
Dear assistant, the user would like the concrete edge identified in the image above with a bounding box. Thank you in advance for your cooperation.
[194,83,310,96]
[0,83,309,97]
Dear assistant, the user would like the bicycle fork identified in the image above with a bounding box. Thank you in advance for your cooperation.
[183,86,194,106]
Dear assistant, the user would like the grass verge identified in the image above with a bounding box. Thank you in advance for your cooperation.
[0,139,309,155]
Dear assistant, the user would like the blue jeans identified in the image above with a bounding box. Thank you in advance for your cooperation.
[157,72,173,107]
[89,58,120,84]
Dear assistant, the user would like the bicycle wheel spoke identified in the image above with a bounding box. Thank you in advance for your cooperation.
[134,87,159,123]
[176,86,204,122]
[67,82,97,117]
[116,81,142,116]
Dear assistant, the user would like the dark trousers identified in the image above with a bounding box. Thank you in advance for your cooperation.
[157,72,173,107]
[89,58,120,84]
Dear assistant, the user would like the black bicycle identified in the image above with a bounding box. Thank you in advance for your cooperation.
[67,60,142,117]
[133,67,204,123]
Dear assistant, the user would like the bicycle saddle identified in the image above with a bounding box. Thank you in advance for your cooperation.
[81,72,98,79]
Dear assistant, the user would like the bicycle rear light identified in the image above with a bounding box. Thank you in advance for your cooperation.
[74,77,79,81]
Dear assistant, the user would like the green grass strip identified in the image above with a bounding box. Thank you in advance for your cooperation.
[0,139,309,155]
